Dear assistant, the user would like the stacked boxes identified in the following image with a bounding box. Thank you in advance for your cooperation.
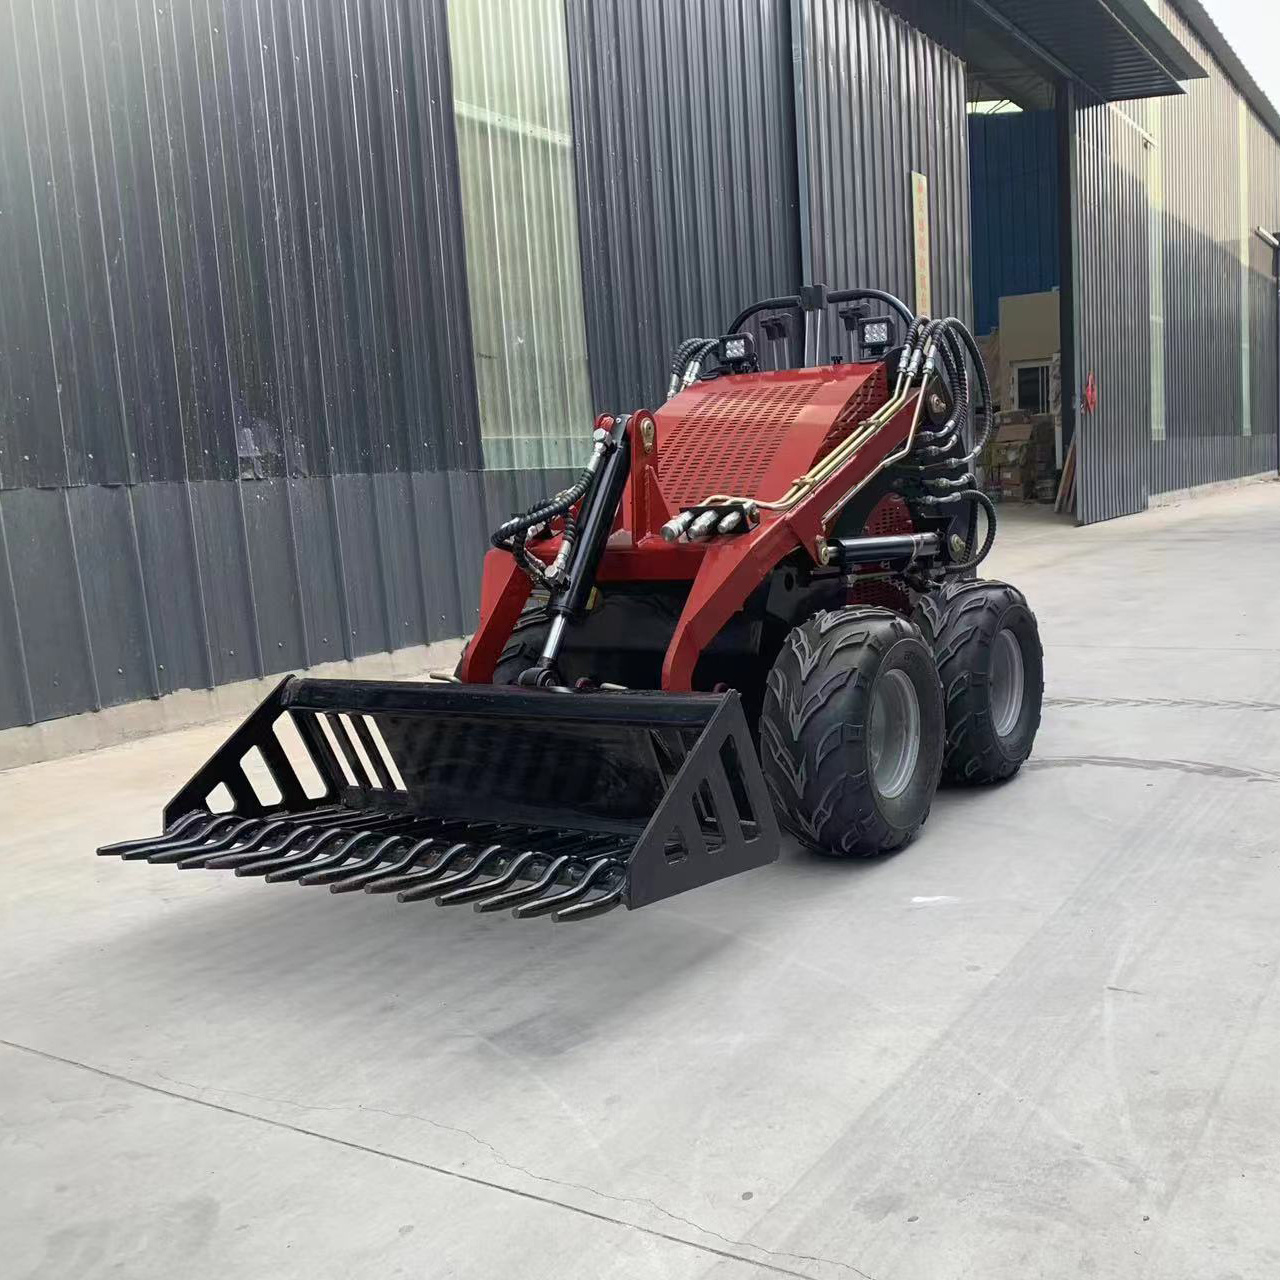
[980,412,1058,502]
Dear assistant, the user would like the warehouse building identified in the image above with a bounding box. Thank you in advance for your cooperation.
[0,0,1277,734]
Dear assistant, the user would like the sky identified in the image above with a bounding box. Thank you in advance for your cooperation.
[1202,0,1280,117]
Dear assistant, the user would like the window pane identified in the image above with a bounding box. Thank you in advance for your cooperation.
[448,0,592,471]
[1016,365,1049,414]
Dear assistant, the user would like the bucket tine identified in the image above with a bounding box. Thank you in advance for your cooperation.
[394,830,589,904]
[238,824,388,879]
[99,810,211,858]
[363,839,473,894]
[457,834,614,909]
[147,816,267,864]
[177,816,310,870]
[238,815,413,877]
[396,839,522,901]
[200,811,371,871]
[200,821,330,871]
[113,812,228,860]
[473,854,573,913]
[263,829,389,880]
[306,821,475,889]
[297,832,406,886]
[156,811,343,867]
[435,849,542,906]
[512,855,623,920]
[553,878,626,923]
[119,814,243,861]
[324,835,439,893]
[263,827,394,883]
[270,821,419,884]
[395,843,508,903]
[233,825,366,877]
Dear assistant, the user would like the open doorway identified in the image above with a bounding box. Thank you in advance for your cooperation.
[963,23,1075,518]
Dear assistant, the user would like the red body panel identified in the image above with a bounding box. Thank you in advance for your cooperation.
[459,362,913,688]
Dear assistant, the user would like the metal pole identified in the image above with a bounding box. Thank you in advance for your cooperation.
[1257,228,1280,474]
[790,0,813,289]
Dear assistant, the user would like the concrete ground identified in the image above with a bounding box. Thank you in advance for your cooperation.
[4,482,1280,1280]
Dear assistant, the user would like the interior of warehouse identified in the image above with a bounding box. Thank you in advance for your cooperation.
[961,11,1069,510]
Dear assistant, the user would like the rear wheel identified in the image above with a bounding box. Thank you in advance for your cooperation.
[490,608,552,685]
[759,608,943,857]
[456,605,556,685]
[913,579,1043,783]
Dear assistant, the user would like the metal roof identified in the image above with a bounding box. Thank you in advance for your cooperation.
[969,0,1206,102]
[1169,0,1280,143]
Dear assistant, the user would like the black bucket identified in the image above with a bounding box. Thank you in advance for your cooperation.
[98,676,780,923]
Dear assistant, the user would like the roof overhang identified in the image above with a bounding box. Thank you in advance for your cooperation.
[1171,0,1280,144]
[970,0,1206,102]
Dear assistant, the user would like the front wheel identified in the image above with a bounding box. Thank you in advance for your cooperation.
[913,579,1044,783]
[760,608,944,857]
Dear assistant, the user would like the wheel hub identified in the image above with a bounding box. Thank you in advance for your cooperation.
[868,669,921,799]
[990,627,1025,738]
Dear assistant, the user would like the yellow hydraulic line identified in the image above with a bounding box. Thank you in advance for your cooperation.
[696,360,926,514]
[819,382,929,527]
[699,388,905,510]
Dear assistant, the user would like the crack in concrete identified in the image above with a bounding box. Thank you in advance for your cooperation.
[149,1072,878,1280]
[2,1038,876,1280]
[1046,694,1280,713]
[1024,755,1279,783]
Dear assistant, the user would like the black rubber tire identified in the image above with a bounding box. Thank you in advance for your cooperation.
[490,608,551,685]
[454,605,552,685]
[759,608,944,857]
[913,579,1043,784]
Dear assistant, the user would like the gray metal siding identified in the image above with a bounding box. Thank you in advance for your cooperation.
[0,469,575,728]
[1072,95,1152,523]
[1071,4,1280,521]
[0,0,499,731]
[1149,2,1280,494]
[1248,111,1280,465]
[799,0,972,323]
[0,0,481,489]
[565,0,801,413]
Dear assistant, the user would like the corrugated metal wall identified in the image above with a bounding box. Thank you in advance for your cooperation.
[564,0,801,413]
[0,0,570,731]
[1070,5,1280,521]
[798,0,972,324]
[968,110,1060,336]
[1148,2,1279,495]
[1247,111,1280,460]
[1072,95,1153,522]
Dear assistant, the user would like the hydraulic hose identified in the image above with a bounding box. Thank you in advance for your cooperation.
[669,337,707,378]
[894,324,969,476]
[491,446,601,553]
[932,317,993,466]
[915,488,997,572]
[668,337,711,397]
[667,338,717,397]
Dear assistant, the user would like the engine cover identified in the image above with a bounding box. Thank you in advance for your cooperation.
[653,363,889,509]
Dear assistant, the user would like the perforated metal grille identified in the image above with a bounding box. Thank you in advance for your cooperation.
[864,494,913,537]
[816,366,889,456]
[845,494,914,616]
[847,580,911,614]
[658,380,827,506]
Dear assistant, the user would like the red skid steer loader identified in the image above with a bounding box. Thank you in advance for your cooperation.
[101,285,1043,923]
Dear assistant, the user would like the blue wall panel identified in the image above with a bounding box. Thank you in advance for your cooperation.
[969,110,1060,335]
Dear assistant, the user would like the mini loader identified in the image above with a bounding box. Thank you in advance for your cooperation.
[101,285,1043,922]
